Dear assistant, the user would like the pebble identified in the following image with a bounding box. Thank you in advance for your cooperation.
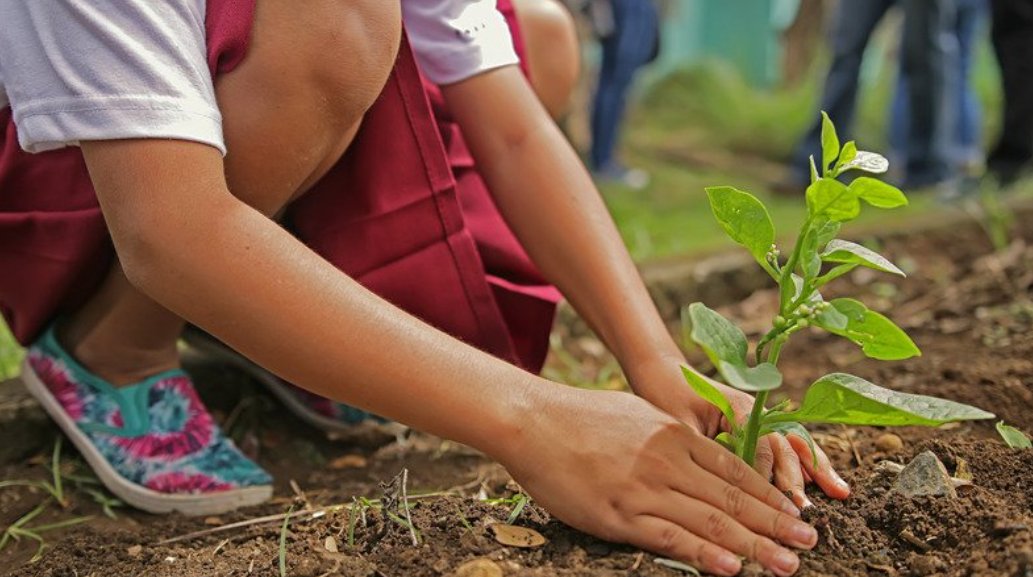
[875,433,904,452]
[126,545,143,558]
[891,451,957,498]
[452,558,503,577]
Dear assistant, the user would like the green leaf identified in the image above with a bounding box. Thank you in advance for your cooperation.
[837,140,857,168]
[849,177,908,209]
[714,432,737,452]
[681,365,736,426]
[687,303,748,367]
[996,421,1032,449]
[801,227,823,280]
[790,274,822,304]
[820,111,840,173]
[819,298,920,360]
[822,239,905,276]
[809,155,819,183]
[814,303,848,330]
[838,150,889,175]
[768,373,995,426]
[806,178,860,222]
[718,360,783,392]
[762,421,818,467]
[814,219,842,248]
[705,187,776,267]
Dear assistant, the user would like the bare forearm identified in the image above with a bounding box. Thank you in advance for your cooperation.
[442,69,681,385]
[83,140,546,461]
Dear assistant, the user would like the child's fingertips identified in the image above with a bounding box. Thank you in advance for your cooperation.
[711,552,742,576]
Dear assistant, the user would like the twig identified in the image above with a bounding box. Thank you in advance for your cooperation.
[400,469,419,547]
[628,552,644,571]
[841,425,862,466]
[155,492,454,546]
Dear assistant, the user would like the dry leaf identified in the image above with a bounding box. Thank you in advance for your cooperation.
[954,458,973,481]
[328,454,368,470]
[452,558,503,577]
[490,524,547,548]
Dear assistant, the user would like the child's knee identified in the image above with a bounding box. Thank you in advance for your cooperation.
[215,0,402,211]
[514,0,580,116]
[287,0,402,120]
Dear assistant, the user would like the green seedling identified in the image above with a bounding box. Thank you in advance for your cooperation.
[683,112,995,467]
[996,421,1032,449]
[0,499,91,562]
[278,505,293,577]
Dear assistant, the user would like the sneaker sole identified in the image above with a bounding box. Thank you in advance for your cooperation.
[20,358,273,516]
[183,330,406,438]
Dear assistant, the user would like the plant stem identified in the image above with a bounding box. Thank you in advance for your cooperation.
[741,338,787,466]
[739,391,769,466]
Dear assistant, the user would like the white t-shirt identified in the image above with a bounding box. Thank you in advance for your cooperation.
[0,0,519,155]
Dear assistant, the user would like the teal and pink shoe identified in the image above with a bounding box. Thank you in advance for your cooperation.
[183,329,399,437]
[20,326,273,515]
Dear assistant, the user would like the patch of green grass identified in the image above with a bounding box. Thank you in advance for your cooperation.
[605,29,1004,262]
[1,320,23,380]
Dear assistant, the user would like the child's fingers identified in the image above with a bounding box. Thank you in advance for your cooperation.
[649,493,806,577]
[688,436,801,518]
[625,516,742,577]
[787,434,850,500]
[667,466,818,550]
[753,435,776,481]
[770,434,812,509]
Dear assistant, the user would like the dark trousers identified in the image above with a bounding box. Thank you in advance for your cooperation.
[589,0,659,171]
[988,0,1033,182]
[792,0,957,186]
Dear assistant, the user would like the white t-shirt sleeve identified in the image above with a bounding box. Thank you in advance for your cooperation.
[0,0,224,154]
[402,0,520,86]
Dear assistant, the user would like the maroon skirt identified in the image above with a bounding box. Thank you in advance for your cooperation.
[0,0,559,373]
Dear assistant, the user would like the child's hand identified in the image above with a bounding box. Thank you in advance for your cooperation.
[625,356,850,509]
[499,387,817,577]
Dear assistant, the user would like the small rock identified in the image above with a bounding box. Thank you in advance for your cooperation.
[126,545,143,558]
[324,536,339,553]
[907,553,944,575]
[452,558,503,577]
[891,451,957,498]
[203,516,223,526]
[875,433,904,452]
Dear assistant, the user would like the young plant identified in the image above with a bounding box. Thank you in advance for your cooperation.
[682,112,995,467]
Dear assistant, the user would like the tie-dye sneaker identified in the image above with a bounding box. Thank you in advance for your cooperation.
[183,328,401,438]
[20,326,273,516]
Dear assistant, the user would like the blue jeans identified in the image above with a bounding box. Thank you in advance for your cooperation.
[891,0,987,173]
[792,0,958,186]
[589,0,659,171]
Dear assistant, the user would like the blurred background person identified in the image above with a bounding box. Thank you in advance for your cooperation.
[781,0,960,195]
[587,0,660,189]
[986,0,1033,186]
[889,0,987,185]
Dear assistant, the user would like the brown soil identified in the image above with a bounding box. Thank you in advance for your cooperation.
[2,215,1032,577]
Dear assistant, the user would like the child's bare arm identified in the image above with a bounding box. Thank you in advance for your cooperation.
[439,66,850,501]
[81,138,813,577]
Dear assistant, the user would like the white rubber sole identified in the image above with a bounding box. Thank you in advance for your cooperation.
[183,329,406,439]
[20,358,273,516]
